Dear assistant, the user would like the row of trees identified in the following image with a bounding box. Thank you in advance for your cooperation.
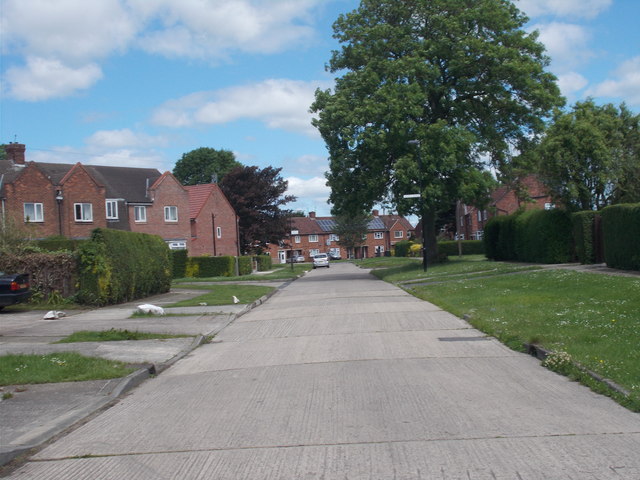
[310,0,639,261]
[172,147,295,253]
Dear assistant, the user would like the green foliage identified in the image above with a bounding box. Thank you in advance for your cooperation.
[515,209,573,263]
[186,255,235,277]
[55,329,187,343]
[171,250,188,279]
[601,203,640,270]
[572,211,597,264]
[333,212,371,250]
[76,229,171,306]
[484,214,521,261]
[35,235,83,252]
[238,256,253,276]
[438,240,485,256]
[393,240,413,257]
[0,251,76,299]
[254,254,272,271]
[537,100,640,211]
[173,147,241,186]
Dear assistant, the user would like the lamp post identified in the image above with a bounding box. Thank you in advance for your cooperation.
[408,140,427,272]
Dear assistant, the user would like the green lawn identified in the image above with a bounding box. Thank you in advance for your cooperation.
[0,353,134,386]
[55,329,190,343]
[366,256,640,411]
[173,264,311,284]
[168,284,274,307]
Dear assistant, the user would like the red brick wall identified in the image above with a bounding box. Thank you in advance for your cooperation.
[190,186,239,257]
[3,164,58,238]
[59,166,107,238]
[130,174,190,248]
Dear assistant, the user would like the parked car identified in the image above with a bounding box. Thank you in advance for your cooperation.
[287,255,305,263]
[312,253,330,269]
[0,272,31,310]
[328,253,342,261]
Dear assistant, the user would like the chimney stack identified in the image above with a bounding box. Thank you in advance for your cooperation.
[372,209,379,216]
[309,211,316,218]
[5,143,26,165]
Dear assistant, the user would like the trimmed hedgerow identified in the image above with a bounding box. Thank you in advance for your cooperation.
[255,254,272,271]
[171,249,188,278]
[601,203,640,270]
[185,255,235,277]
[438,240,484,256]
[35,235,84,252]
[0,251,76,299]
[515,209,573,264]
[76,229,171,306]
[394,240,413,257]
[238,256,252,276]
[572,211,597,264]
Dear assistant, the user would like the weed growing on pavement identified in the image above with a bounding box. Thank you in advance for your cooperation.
[167,284,273,307]
[54,329,191,343]
[0,352,134,385]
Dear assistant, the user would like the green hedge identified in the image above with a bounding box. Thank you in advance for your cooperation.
[76,229,171,305]
[171,250,188,278]
[189,256,235,277]
[35,235,84,252]
[238,256,252,276]
[484,214,520,261]
[572,211,597,264]
[255,255,272,271]
[438,240,484,256]
[394,240,413,257]
[601,203,640,270]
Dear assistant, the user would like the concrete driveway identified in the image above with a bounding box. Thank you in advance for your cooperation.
[5,263,640,479]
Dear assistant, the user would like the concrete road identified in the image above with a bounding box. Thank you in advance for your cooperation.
[6,263,640,479]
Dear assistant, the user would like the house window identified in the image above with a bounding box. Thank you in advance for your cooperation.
[310,248,320,256]
[309,234,319,242]
[74,203,93,222]
[134,206,146,222]
[329,234,339,241]
[23,203,43,222]
[106,200,118,220]
[544,203,556,210]
[394,230,403,238]
[374,232,383,239]
[217,226,222,238]
[164,206,178,222]
[294,235,301,243]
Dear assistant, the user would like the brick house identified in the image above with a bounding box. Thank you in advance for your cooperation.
[0,143,238,255]
[267,210,414,263]
[186,183,240,257]
[455,174,555,240]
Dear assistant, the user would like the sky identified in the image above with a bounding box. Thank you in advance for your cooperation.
[1,0,639,217]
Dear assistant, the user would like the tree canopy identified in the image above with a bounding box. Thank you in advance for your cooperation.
[311,0,563,259]
[173,147,241,186]
[333,212,371,252]
[537,100,640,211]
[219,166,296,253]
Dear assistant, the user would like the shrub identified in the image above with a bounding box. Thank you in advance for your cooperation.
[76,229,171,305]
[0,251,76,299]
[601,203,640,270]
[238,256,252,276]
[572,211,597,264]
[484,214,519,260]
[394,240,413,257]
[255,254,272,271]
[35,235,83,252]
[185,256,235,277]
[409,243,422,257]
[171,250,188,278]
[438,240,484,256]
[515,209,573,263]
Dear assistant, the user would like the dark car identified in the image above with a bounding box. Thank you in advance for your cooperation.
[0,272,31,310]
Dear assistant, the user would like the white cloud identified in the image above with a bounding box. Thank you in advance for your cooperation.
[557,71,589,98]
[86,129,169,149]
[27,145,168,170]
[517,0,612,19]
[285,175,331,215]
[531,22,592,71]
[4,57,103,101]
[152,79,325,137]
[587,57,640,106]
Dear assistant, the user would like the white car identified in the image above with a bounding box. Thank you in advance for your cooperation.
[312,253,330,268]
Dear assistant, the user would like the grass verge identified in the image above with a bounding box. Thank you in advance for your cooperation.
[54,329,190,343]
[173,264,311,284]
[0,352,135,386]
[168,284,274,307]
[367,256,640,411]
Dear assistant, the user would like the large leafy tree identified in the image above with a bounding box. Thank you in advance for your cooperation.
[333,212,371,253]
[219,166,296,253]
[537,100,640,211]
[173,147,241,186]
[311,0,563,260]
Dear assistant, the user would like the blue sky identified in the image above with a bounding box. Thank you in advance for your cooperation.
[2,0,639,217]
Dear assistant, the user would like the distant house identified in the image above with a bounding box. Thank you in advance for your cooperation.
[0,143,238,255]
[267,210,414,263]
[455,174,555,241]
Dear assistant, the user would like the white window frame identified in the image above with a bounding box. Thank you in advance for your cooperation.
[23,202,43,222]
[329,234,339,241]
[74,203,93,222]
[216,226,222,238]
[310,248,320,256]
[105,200,118,220]
[134,206,147,223]
[394,230,403,239]
[164,206,178,222]
[294,235,301,243]
[309,234,319,243]
[374,232,384,239]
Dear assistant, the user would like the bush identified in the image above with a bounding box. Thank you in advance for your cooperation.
[35,235,83,252]
[572,211,597,264]
[76,229,171,306]
[171,250,188,278]
[185,256,235,277]
[394,240,413,257]
[0,251,76,299]
[255,254,272,271]
[515,209,573,263]
[438,240,484,256]
[601,203,640,270]
[484,214,519,260]
[238,256,252,276]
